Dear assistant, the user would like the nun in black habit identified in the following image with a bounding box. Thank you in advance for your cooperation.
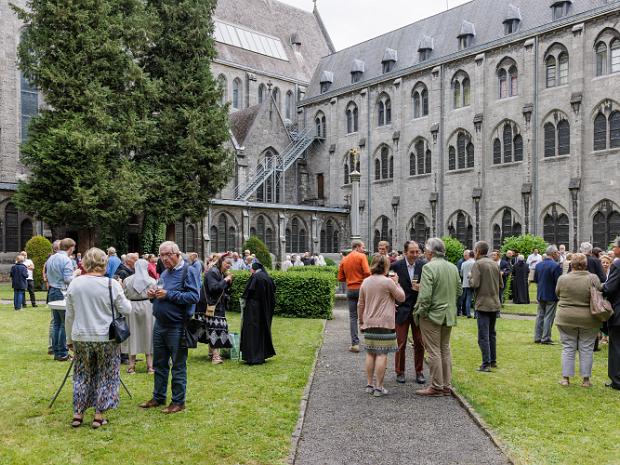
[241,262,276,365]
[512,255,530,304]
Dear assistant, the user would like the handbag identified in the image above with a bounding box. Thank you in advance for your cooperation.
[207,290,225,318]
[590,277,614,322]
[108,279,130,343]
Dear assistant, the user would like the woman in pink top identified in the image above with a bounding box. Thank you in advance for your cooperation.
[358,254,405,397]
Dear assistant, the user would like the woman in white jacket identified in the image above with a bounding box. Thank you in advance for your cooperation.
[65,247,132,429]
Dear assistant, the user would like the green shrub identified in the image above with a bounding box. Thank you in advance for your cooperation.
[500,234,547,256]
[503,274,513,303]
[242,235,272,269]
[230,270,335,319]
[25,235,52,289]
[324,257,336,266]
[441,236,465,264]
[287,265,338,278]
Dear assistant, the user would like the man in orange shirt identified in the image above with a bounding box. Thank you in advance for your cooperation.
[338,239,371,352]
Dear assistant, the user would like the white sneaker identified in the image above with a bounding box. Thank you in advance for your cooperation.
[373,387,388,397]
[365,384,374,394]
[349,344,360,353]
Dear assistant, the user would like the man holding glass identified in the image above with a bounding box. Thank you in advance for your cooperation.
[140,241,200,414]
[390,240,427,384]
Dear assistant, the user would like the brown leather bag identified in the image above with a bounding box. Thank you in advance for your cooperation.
[590,276,614,322]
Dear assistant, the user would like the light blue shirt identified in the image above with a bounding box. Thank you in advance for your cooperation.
[105,255,121,278]
[460,258,475,288]
[46,251,74,289]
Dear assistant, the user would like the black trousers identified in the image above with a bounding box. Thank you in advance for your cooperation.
[26,280,36,306]
[609,326,620,388]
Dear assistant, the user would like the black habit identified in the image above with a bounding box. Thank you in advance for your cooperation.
[512,260,530,304]
[241,269,276,365]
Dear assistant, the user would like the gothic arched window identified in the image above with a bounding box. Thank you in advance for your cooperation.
[543,207,570,246]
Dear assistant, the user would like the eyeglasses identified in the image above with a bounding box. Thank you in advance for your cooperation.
[159,252,177,258]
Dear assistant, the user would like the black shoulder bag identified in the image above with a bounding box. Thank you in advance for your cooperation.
[180,264,203,349]
[108,278,130,343]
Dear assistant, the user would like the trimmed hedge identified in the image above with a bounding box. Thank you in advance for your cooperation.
[25,235,52,289]
[500,234,548,256]
[287,265,338,277]
[230,270,335,319]
[441,236,465,264]
[243,235,272,269]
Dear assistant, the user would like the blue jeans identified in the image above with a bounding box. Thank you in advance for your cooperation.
[346,289,360,346]
[153,320,188,405]
[461,288,473,317]
[49,287,68,358]
[13,289,25,310]
[477,311,498,366]
[535,300,557,343]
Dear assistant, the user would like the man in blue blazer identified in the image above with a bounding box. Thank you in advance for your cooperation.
[390,240,427,384]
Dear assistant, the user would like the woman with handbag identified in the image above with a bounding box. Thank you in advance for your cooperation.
[204,253,234,364]
[555,253,603,388]
[65,247,133,428]
[123,259,157,374]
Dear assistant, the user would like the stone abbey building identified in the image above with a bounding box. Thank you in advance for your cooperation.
[1,0,620,262]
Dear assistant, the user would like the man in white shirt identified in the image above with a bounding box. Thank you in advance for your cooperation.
[460,250,475,318]
[526,248,542,283]
[21,250,37,307]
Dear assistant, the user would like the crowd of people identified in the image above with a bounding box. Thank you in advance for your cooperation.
[12,233,619,427]
[31,239,277,428]
[340,237,620,398]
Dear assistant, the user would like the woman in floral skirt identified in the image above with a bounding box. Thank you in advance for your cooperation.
[65,247,133,428]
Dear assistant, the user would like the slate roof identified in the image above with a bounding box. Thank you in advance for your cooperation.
[305,0,617,99]
[229,104,262,146]
[214,0,334,84]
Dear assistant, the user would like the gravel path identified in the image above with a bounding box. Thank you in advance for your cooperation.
[293,304,512,465]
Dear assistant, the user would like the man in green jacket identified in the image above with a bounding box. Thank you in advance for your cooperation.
[468,241,503,372]
[413,238,462,396]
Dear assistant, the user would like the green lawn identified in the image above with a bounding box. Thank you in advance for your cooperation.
[0,282,47,301]
[0,305,324,465]
[452,318,620,465]
[502,283,538,316]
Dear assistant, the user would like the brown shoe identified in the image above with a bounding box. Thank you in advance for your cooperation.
[139,398,163,409]
[162,403,185,414]
[415,386,443,397]
[442,387,453,396]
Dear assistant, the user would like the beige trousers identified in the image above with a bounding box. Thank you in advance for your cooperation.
[419,317,452,390]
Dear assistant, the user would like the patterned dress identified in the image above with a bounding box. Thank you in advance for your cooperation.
[73,341,121,413]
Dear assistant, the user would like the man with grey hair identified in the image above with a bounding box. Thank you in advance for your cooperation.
[603,237,620,390]
[533,245,562,344]
[413,238,462,396]
[141,241,201,413]
[338,239,370,352]
[115,252,138,281]
[579,241,606,283]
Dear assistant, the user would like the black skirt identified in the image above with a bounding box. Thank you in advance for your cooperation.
[198,315,233,349]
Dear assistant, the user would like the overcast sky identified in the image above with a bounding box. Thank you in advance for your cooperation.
[279,0,471,50]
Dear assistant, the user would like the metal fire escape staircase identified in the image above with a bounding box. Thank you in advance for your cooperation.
[233,127,317,201]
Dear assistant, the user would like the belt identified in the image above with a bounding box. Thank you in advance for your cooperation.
[130,298,150,301]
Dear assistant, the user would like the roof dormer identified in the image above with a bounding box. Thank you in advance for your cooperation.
[503,4,522,35]
[351,59,365,83]
[382,48,397,74]
[319,70,334,94]
[290,32,302,52]
[418,36,434,62]
[550,0,572,20]
[457,20,476,50]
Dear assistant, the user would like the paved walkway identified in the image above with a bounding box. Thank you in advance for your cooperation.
[293,304,512,465]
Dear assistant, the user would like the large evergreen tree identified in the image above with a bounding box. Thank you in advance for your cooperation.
[141,0,233,224]
[12,0,157,237]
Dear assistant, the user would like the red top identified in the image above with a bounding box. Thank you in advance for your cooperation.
[338,250,371,290]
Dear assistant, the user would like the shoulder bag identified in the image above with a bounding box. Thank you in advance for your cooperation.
[108,278,131,343]
[590,276,614,322]
[179,264,202,349]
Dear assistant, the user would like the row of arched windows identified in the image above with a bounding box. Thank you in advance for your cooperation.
[371,200,618,253]
[374,146,394,180]
[217,75,295,118]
